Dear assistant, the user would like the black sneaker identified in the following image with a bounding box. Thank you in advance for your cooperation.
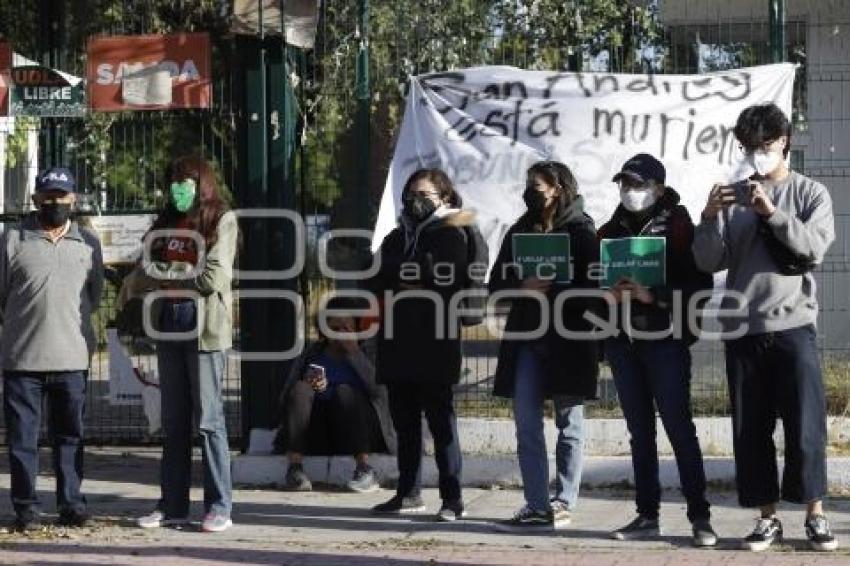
[805,514,838,552]
[284,463,312,492]
[500,505,552,528]
[743,516,783,552]
[611,515,662,540]
[57,509,91,528]
[347,466,379,493]
[371,495,426,515]
[436,499,466,522]
[12,511,45,533]
[692,518,718,547]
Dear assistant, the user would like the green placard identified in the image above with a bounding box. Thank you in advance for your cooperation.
[600,237,666,288]
[10,65,86,117]
[512,233,572,283]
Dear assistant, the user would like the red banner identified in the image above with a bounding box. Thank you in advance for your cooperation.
[0,42,11,116]
[87,33,211,111]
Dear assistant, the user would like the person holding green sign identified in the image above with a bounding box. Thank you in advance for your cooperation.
[599,154,716,547]
[489,161,601,529]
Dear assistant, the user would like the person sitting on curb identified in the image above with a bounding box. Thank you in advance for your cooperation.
[274,295,397,493]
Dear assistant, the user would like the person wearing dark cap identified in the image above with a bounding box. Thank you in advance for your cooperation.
[0,167,103,531]
[598,154,716,546]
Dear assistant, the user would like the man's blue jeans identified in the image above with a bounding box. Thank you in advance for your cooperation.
[512,346,585,512]
[605,335,710,522]
[3,371,87,516]
[157,342,232,518]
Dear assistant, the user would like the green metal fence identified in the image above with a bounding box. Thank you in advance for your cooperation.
[0,1,848,446]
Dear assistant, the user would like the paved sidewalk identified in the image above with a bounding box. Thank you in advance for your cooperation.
[1,449,849,565]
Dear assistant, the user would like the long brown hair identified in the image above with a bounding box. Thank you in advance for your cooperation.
[150,155,232,251]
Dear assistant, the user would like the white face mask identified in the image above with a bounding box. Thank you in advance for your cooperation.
[749,149,783,176]
[620,188,657,212]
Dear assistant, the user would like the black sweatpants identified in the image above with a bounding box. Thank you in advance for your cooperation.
[725,324,828,507]
[283,380,384,456]
[387,382,462,503]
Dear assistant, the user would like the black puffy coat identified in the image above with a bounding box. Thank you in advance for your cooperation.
[368,210,474,386]
[489,196,602,400]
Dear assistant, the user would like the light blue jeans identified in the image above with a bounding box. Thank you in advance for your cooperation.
[513,345,585,512]
[157,342,232,518]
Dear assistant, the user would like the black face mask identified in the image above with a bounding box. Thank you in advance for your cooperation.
[523,188,548,215]
[403,194,438,223]
[39,202,73,228]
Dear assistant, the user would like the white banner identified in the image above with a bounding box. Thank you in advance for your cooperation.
[373,64,796,264]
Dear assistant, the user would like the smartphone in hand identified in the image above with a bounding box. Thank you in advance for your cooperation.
[305,363,327,392]
[717,181,751,207]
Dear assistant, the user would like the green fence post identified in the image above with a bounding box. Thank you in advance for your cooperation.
[235,6,301,450]
[355,0,371,229]
[769,0,786,63]
[235,30,272,450]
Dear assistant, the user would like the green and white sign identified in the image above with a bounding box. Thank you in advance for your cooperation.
[10,65,86,117]
[512,233,572,284]
[600,236,666,288]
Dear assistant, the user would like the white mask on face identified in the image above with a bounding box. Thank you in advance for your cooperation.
[620,187,657,212]
[749,149,783,176]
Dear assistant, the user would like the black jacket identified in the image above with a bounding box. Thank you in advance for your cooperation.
[489,196,602,400]
[597,187,713,345]
[368,210,473,386]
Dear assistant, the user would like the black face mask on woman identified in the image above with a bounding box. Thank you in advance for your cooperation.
[522,188,548,216]
[39,202,73,228]
[403,193,438,223]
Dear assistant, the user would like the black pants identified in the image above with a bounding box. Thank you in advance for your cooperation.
[3,371,87,516]
[283,380,383,456]
[725,324,828,507]
[388,383,462,502]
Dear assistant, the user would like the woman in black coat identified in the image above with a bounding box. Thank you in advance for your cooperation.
[488,161,601,529]
[368,168,473,522]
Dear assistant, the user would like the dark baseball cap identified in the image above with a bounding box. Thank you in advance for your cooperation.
[35,167,76,193]
[612,153,666,185]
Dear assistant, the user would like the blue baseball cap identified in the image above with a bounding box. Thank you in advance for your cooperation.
[35,167,76,193]
[612,153,666,185]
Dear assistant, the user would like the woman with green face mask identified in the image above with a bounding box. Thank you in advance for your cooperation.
[134,155,239,533]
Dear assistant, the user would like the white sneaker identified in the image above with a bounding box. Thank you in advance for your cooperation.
[201,513,233,533]
[136,509,189,529]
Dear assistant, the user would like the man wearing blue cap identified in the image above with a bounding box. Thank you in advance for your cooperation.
[0,167,103,531]
[599,154,716,546]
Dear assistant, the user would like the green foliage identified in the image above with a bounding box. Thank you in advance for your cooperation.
[3,116,38,168]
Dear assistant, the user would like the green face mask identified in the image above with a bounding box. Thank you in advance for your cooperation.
[169,179,197,213]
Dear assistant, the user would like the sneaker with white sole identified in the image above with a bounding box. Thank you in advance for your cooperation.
[805,515,838,552]
[692,518,718,547]
[550,499,572,529]
[743,516,782,552]
[136,509,189,529]
[500,504,552,528]
[611,515,662,540]
[201,513,233,533]
[347,466,380,493]
[436,500,467,522]
[371,495,427,515]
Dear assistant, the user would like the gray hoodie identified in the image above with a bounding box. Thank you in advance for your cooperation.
[692,171,835,335]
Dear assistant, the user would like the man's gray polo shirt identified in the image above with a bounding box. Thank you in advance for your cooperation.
[0,215,103,372]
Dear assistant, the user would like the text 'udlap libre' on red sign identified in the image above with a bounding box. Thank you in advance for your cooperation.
[86,33,211,111]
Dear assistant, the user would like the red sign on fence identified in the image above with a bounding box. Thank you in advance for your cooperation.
[0,42,11,116]
[87,33,211,111]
